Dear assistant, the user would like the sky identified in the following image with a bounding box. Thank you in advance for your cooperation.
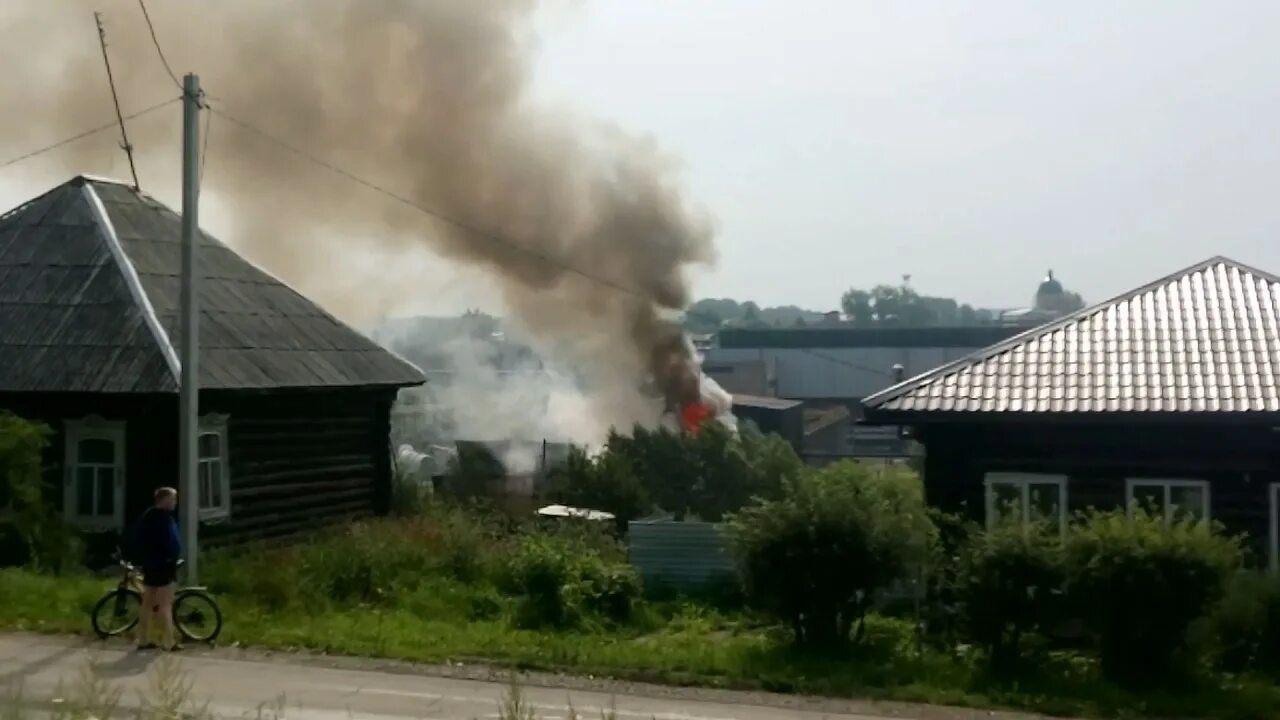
[4,1,1280,317]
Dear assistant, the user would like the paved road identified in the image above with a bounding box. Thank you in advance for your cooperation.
[0,634,1045,720]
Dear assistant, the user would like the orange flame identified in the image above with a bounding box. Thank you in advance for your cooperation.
[680,402,713,434]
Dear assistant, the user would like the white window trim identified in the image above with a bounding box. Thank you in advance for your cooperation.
[197,414,231,522]
[63,416,126,532]
[984,472,1068,532]
[1125,478,1211,524]
[1270,483,1279,575]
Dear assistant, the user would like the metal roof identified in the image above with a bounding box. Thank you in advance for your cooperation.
[717,325,1022,349]
[863,257,1280,418]
[0,176,425,393]
[731,393,803,411]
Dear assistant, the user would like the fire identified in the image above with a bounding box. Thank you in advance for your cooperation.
[680,401,713,433]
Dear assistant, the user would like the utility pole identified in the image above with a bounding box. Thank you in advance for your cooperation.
[179,73,202,583]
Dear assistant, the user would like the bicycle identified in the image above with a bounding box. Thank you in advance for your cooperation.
[90,550,223,644]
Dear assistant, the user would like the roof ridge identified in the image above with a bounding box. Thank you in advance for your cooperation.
[862,255,1280,410]
[81,183,182,385]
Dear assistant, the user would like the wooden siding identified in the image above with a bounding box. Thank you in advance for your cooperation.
[919,422,1278,562]
[201,389,396,547]
[0,387,398,563]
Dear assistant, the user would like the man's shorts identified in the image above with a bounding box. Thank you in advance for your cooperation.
[142,563,177,588]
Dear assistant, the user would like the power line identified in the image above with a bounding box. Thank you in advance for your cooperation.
[137,0,182,91]
[210,107,650,301]
[199,100,212,186]
[0,97,179,172]
[94,12,142,190]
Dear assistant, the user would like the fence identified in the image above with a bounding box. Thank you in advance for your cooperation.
[627,520,735,592]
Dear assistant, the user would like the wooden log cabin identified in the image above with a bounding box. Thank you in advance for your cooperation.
[0,176,425,563]
[862,257,1280,569]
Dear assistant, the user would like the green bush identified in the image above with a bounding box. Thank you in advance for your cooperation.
[1063,508,1243,685]
[0,412,79,573]
[1197,571,1280,677]
[955,519,1064,673]
[501,533,641,629]
[546,446,651,530]
[727,461,935,650]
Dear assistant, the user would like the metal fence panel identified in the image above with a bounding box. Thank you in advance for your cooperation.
[627,520,736,590]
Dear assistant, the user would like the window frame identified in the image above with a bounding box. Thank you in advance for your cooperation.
[983,472,1068,533]
[1125,478,1211,524]
[63,416,126,531]
[1270,483,1279,575]
[196,414,231,522]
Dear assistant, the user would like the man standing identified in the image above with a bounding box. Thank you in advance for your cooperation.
[132,486,182,651]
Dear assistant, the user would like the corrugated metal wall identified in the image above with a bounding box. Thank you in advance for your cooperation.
[627,520,736,590]
[704,347,982,400]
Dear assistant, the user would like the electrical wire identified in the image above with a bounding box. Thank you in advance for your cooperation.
[210,107,650,301]
[199,100,212,186]
[0,97,180,172]
[137,0,183,91]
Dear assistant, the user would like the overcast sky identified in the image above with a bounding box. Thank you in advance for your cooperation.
[533,1,1280,312]
[4,1,1280,317]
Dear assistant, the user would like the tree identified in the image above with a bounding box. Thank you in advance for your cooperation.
[841,283,999,328]
[546,447,651,530]
[727,462,935,649]
[598,422,800,522]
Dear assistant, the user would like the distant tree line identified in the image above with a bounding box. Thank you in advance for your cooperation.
[684,278,1085,332]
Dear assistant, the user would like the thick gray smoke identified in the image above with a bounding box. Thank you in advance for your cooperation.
[0,0,718,432]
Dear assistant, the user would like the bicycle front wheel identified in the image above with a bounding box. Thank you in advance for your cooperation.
[91,588,141,638]
[173,589,222,643]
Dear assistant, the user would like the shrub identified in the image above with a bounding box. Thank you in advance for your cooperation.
[1196,571,1280,677]
[1063,508,1243,685]
[546,446,651,530]
[955,519,1063,673]
[726,461,935,650]
[0,412,79,573]
[501,533,641,629]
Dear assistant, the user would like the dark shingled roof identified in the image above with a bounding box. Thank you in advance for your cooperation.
[0,176,425,393]
[863,257,1280,418]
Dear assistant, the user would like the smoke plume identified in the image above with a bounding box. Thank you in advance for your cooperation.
[0,0,718,433]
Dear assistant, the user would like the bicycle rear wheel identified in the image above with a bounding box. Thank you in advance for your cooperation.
[173,589,222,643]
[91,588,141,638]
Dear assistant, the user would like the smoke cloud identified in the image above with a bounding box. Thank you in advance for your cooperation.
[0,0,718,434]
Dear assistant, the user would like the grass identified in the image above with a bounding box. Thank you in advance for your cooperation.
[2,508,1279,720]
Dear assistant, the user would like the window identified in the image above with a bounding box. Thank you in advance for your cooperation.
[197,415,231,521]
[984,473,1068,532]
[64,418,125,530]
[1125,479,1210,523]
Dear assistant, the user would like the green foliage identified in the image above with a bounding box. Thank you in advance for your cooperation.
[840,284,993,328]
[500,533,641,629]
[546,446,651,529]
[955,519,1064,672]
[682,298,825,333]
[727,462,934,649]
[0,412,79,573]
[206,504,501,609]
[1196,571,1280,677]
[601,422,798,522]
[1063,508,1243,685]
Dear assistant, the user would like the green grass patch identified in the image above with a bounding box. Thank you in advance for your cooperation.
[2,509,1278,719]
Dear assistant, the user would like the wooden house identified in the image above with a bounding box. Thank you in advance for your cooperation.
[861,257,1280,567]
[0,176,424,559]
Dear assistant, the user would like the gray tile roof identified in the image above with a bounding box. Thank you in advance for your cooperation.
[0,176,425,393]
[863,257,1280,417]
